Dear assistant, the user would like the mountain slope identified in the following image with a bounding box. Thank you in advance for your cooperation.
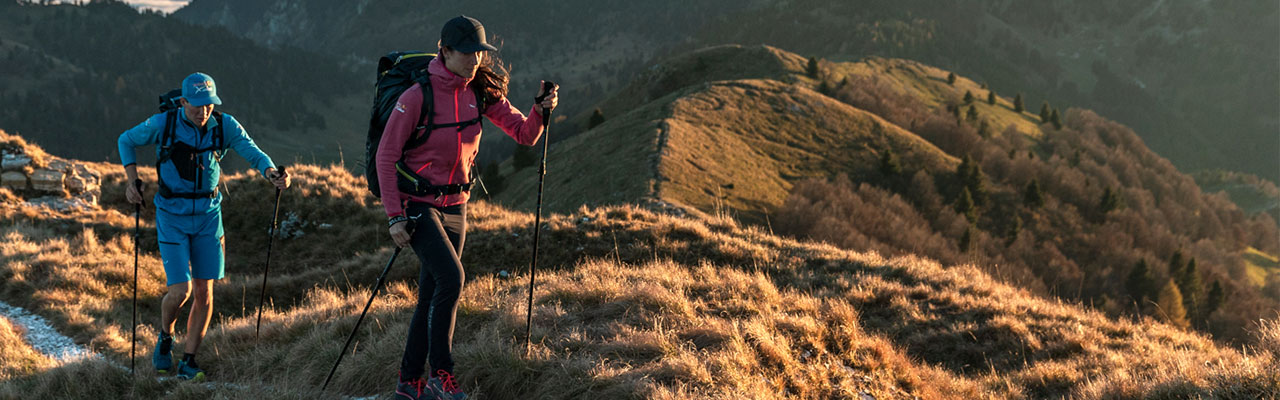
[173,0,1279,183]
[491,44,1280,344]
[494,45,958,223]
[0,134,1276,398]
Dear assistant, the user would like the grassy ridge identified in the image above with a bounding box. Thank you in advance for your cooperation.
[0,149,1277,398]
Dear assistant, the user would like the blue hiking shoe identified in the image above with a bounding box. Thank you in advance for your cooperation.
[176,358,205,381]
[152,333,173,374]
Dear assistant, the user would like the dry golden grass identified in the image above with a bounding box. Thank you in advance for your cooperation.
[496,47,960,225]
[0,316,54,381]
[0,129,50,169]
[1,162,1277,399]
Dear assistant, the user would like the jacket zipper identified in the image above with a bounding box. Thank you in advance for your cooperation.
[444,87,463,204]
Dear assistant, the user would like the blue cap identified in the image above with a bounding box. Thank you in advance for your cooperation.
[181,72,222,106]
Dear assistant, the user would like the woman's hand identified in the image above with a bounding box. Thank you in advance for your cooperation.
[537,80,558,118]
[389,220,411,248]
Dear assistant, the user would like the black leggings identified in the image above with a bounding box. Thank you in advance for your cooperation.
[399,202,466,379]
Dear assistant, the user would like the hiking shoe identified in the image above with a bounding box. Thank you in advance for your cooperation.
[428,370,467,400]
[176,359,205,381]
[152,333,173,374]
[394,377,431,400]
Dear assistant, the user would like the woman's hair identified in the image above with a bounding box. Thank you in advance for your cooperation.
[439,44,509,103]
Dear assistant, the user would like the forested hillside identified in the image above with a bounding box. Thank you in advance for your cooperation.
[0,1,365,168]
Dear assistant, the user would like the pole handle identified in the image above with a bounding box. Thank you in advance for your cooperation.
[536,81,557,119]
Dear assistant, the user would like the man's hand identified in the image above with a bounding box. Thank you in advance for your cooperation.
[125,179,143,204]
[266,167,291,190]
[124,164,143,205]
[389,220,411,248]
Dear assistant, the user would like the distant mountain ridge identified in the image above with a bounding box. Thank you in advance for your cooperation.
[173,0,1280,183]
[0,1,366,170]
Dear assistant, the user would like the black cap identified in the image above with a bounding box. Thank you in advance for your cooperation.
[441,15,497,53]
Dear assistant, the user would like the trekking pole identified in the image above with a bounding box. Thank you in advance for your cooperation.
[525,81,556,353]
[322,245,405,391]
[131,179,142,375]
[255,166,286,338]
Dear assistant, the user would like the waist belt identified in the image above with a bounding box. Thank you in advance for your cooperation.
[158,184,217,199]
[395,161,471,198]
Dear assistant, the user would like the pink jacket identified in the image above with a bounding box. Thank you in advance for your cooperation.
[378,57,544,217]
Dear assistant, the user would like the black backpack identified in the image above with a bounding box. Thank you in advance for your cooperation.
[363,51,488,198]
[155,89,225,199]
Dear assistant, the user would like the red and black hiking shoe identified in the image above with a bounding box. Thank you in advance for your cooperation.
[394,374,431,400]
[427,370,467,400]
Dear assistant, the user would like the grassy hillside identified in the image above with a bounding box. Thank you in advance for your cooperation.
[490,44,1280,345]
[495,45,958,223]
[0,135,1276,398]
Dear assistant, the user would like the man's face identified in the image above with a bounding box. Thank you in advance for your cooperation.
[180,98,214,129]
[443,47,483,79]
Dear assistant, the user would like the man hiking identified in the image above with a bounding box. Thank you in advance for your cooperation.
[378,16,557,400]
[117,72,291,381]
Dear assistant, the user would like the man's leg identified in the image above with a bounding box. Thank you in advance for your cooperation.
[156,209,195,335]
[185,210,225,357]
[184,278,214,354]
[160,281,193,335]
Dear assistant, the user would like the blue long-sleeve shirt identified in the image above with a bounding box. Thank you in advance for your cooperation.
[118,110,275,215]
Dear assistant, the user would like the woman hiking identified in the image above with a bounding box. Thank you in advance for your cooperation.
[378,15,557,400]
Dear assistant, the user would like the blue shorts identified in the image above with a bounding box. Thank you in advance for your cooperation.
[156,209,225,286]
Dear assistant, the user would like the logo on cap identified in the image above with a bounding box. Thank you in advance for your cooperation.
[192,80,215,94]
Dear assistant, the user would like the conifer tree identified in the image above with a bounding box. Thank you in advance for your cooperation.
[1100,187,1123,213]
[947,72,956,85]
[588,108,606,129]
[1169,250,1186,278]
[964,90,974,104]
[955,187,978,223]
[1040,102,1051,123]
[1005,214,1022,245]
[1014,93,1024,113]
[966,104,979,121]
[1024,179,1045,209]
[987,91,996,105]
[959,225,974,252]
[806,57,820,78]
[879,148,902,177]
[1126,259,1155,303]
[1204,280,1224,318]
[1156,279,1190,329]
[1177,258,1203,319]
[978,120,991,138]
[957,156,989,206]
[1050,108,1062,129]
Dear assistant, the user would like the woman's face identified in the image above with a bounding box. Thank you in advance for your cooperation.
[442,47,484,79]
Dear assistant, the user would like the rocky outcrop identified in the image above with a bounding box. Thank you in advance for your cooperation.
[1,149,101,212]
